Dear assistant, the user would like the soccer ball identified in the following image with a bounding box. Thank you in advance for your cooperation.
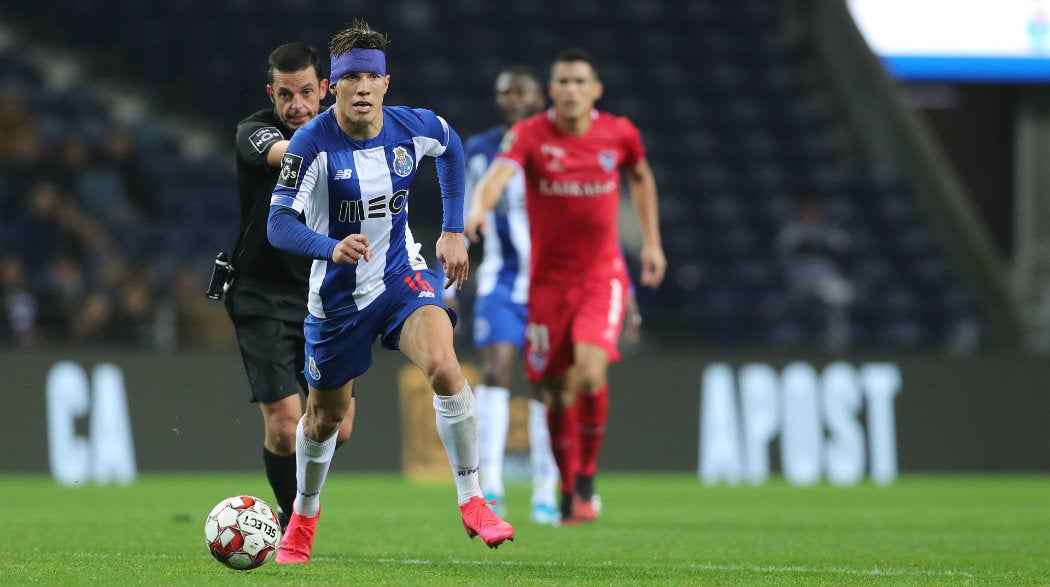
[204,495,282,570]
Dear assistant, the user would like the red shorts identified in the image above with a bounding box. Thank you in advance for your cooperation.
[524,269,629,382]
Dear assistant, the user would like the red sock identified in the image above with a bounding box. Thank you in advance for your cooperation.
[547,403,579,496]
[577,386,609,478]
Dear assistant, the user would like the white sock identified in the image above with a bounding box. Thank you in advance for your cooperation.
[433,383,482,505]
[475,384,510,497]
[528,398,559,507]
[292,415,338,518]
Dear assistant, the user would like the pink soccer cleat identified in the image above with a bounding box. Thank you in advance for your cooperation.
[459,496,515,548]
[570,493,601,523]
[275,508,319,564]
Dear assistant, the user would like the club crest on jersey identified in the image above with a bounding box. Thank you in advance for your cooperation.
[598,150,618,173]
[391,146,414,177]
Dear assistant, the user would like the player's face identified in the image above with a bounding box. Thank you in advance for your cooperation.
[495,72,544,126]
[267,67,328,131]
[548,61,602,121]
[331,72,390,137]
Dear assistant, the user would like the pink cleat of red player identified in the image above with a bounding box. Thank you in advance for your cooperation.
[275,508,319,564]
[570,494,600,523]
[459,496,515,548]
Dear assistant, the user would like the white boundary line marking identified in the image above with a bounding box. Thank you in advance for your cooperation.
[374,558,976,579]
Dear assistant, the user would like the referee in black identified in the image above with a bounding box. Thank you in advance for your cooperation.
[227,43,354,530]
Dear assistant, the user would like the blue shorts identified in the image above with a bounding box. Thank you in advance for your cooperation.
[472,285,527,351]
[303,267,456,389]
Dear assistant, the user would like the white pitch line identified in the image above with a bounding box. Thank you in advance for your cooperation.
[373,558,975,579]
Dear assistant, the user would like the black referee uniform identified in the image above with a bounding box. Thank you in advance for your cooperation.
[227,108,311,403]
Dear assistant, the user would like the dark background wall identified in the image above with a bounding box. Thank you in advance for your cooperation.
[909,83,1018,257]
[3,347,1047,475]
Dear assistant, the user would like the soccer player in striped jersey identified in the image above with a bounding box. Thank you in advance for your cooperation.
[266,20,513,562]
[466,48,666,524]
[453,66,561,525]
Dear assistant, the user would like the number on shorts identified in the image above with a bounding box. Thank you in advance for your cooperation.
[526,323,550,353]
[403,271,435,293]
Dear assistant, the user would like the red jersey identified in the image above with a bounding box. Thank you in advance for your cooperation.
[495,109,645,284]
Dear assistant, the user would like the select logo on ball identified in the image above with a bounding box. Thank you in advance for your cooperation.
[204,495,282,570]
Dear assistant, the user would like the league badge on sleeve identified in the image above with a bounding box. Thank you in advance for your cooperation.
[248,126,282,153]
[498,131,517,154]
[278,153,303,189]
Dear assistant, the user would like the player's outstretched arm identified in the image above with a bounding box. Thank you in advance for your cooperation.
[269,206,370,265]
[626,159,666,288]
[267,205,339,261]
[465,161,516,243]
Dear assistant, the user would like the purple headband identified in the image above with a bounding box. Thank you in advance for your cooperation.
[330,48,387,81]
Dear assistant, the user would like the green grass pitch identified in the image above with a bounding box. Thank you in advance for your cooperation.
[1,473,1046,586]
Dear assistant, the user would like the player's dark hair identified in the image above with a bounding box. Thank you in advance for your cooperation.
[267,43,324,84]
[551,47,599,79]
[329,19,389,56]
[499,64,541,85]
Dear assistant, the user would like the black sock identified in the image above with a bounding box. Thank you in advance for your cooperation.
[263,448,296,528]
[560,492,574,521]
[575,475,595,501]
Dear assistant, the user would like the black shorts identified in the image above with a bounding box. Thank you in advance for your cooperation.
[232,314,306,404]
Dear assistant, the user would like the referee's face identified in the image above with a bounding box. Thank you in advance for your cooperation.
[268,67,329,131]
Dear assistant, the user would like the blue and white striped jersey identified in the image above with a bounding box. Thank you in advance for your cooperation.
[464,125,530,304]
[271,105,455,318]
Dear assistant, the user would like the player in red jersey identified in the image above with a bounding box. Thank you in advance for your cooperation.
[465,47,666,524]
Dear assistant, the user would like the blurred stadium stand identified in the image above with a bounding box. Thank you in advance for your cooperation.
[0,0,1019,352]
